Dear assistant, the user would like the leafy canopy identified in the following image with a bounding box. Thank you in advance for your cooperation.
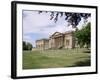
[23,41,33,50]
[38,11,91,28]
[75,23,91,48]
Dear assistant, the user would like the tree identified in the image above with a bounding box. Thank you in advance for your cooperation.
[75,23,91,48]
[23,41,27,50]
[27,43,33,50]
[23,41,33,50]
[38,11,91,29]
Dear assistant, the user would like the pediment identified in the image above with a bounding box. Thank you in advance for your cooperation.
[54,32,61,35]
[50,32,63,38]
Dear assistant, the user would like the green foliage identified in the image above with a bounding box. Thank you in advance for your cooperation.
[23,41,33,50]
[75,23,91,48]
[39,11,91,28]
[27,43,33,50]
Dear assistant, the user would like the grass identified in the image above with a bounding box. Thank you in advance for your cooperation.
[23,48,91,69]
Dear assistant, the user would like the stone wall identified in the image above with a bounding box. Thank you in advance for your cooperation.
[36,31,75,50]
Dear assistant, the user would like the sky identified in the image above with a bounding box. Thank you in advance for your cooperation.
[23,10,91,47]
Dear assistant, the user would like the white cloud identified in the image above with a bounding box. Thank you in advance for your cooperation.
[23,10,91,47]
[23,11,73,35]
[23,11,55,34]
[77,17,91,30]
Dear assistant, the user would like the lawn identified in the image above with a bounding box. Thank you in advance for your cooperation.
[23,48,91,69]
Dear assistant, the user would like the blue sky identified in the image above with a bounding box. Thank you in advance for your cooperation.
[23,10,90,47]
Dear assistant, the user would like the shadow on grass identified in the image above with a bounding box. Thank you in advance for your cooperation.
[82,49,91,53]
[83,50,91,53]
[67,59,91,67]
[74,59,90,66]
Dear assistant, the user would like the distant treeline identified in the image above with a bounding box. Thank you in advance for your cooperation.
[23,41,33,50]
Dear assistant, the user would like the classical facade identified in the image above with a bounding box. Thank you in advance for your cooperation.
[36,39,49,50]
[36,31,75,50]
[49,32,64,49]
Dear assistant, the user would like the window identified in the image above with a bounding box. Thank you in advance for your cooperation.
[66,40,69,46]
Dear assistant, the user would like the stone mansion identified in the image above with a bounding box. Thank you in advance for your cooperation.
[36,31,76,50]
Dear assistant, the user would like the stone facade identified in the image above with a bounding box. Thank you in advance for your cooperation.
[36,31,75,50]
[49,32,64,49]
[64,31,75,49]
[36,39,49,50]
